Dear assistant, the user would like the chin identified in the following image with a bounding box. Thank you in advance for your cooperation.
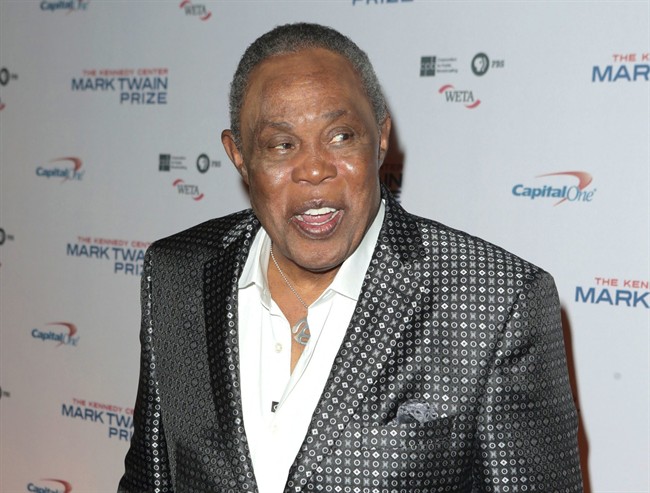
[298,248,350,273]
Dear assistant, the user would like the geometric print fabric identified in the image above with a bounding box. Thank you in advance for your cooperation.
[118,187,583,492]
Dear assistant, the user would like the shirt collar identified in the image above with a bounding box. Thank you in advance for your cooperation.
[238,200,385,304]
[238,226,273,308]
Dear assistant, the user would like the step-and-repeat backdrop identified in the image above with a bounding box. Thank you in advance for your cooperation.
[1,1,648,492]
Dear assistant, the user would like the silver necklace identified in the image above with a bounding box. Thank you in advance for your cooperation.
[270,245,311,345]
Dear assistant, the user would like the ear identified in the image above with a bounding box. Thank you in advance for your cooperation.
[221,129,249,184]
[378,114,392,166]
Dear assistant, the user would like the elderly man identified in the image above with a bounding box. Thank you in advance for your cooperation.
[119,23,583,493]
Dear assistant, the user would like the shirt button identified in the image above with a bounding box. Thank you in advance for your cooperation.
[275,343,282,353]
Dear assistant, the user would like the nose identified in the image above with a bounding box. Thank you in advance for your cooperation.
[291,148,337,185]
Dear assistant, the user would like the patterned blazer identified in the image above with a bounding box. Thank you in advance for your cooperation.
[119,188,583,492]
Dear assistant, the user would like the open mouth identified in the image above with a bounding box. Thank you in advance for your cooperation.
[292,207,343,237]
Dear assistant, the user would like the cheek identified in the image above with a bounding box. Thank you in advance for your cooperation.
[338,144,380,174]
[248,172,289,221]
[248,157,293,187]
[340,158,380,192]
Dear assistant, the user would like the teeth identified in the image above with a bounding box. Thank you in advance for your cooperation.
[303,207,336,216]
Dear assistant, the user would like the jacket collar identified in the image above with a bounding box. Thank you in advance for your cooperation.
[285,187,430,491]
[204,187,428,492]
[203,211,260,491]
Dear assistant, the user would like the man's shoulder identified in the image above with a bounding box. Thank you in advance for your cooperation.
[148,209,258,257]
[382,190,549,281]
[405,212,548,280]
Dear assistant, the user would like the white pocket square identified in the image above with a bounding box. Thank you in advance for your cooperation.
[392,399,437,425]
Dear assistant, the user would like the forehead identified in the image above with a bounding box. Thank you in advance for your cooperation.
[241,48,372,120]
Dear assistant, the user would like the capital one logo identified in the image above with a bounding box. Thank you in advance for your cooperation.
[40,0,89,12]
[512,171,596,205]
[27,478,73,493]
[31,322,79,347]
[36,157,84,182]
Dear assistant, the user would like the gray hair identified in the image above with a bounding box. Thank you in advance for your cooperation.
[228,22,388,147]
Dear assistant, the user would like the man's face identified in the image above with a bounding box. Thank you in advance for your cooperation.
[222,48,391,275]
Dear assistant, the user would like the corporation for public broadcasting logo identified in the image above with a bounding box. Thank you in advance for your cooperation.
[31,322,80,347]
[159,153,220,173]
[26,479,73,493]
[511,171,596,205]
[35,157,84,182]
[420,56,458,76]
[421,52,503,78]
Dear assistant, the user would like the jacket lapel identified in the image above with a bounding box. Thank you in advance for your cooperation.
[285,190,431,491]
[203,212,261,492]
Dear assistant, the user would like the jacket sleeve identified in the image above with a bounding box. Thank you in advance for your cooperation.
[118,248,174,492]
[472,271,584,492]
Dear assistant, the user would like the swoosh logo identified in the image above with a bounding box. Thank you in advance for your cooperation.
[438,85,481,109]
[47,322,78,347]
[42,479,73,493]
[173,179,204,201]
[179,0,212,20]
[537,171,593,206]
[51,157,83,182]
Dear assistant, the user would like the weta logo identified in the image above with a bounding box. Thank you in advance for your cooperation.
[173,179,204,201]
[179,0,212,20]
[438,84,480,109]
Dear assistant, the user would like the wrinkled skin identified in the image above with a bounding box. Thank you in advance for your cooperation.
[222,48,391,291]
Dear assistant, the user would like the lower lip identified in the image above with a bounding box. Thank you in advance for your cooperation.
[292,211,343,238]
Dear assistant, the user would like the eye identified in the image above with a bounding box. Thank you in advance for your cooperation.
[330,132,352,144]
[271,141,293,150]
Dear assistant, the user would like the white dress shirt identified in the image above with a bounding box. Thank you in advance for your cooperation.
[237,201,385,493]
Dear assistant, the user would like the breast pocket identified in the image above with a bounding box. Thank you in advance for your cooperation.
[360,415,454,451]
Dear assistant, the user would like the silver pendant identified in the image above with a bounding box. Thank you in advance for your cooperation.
[291,317,311,345]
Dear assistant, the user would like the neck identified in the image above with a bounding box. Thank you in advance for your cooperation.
[269,246,339,306]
